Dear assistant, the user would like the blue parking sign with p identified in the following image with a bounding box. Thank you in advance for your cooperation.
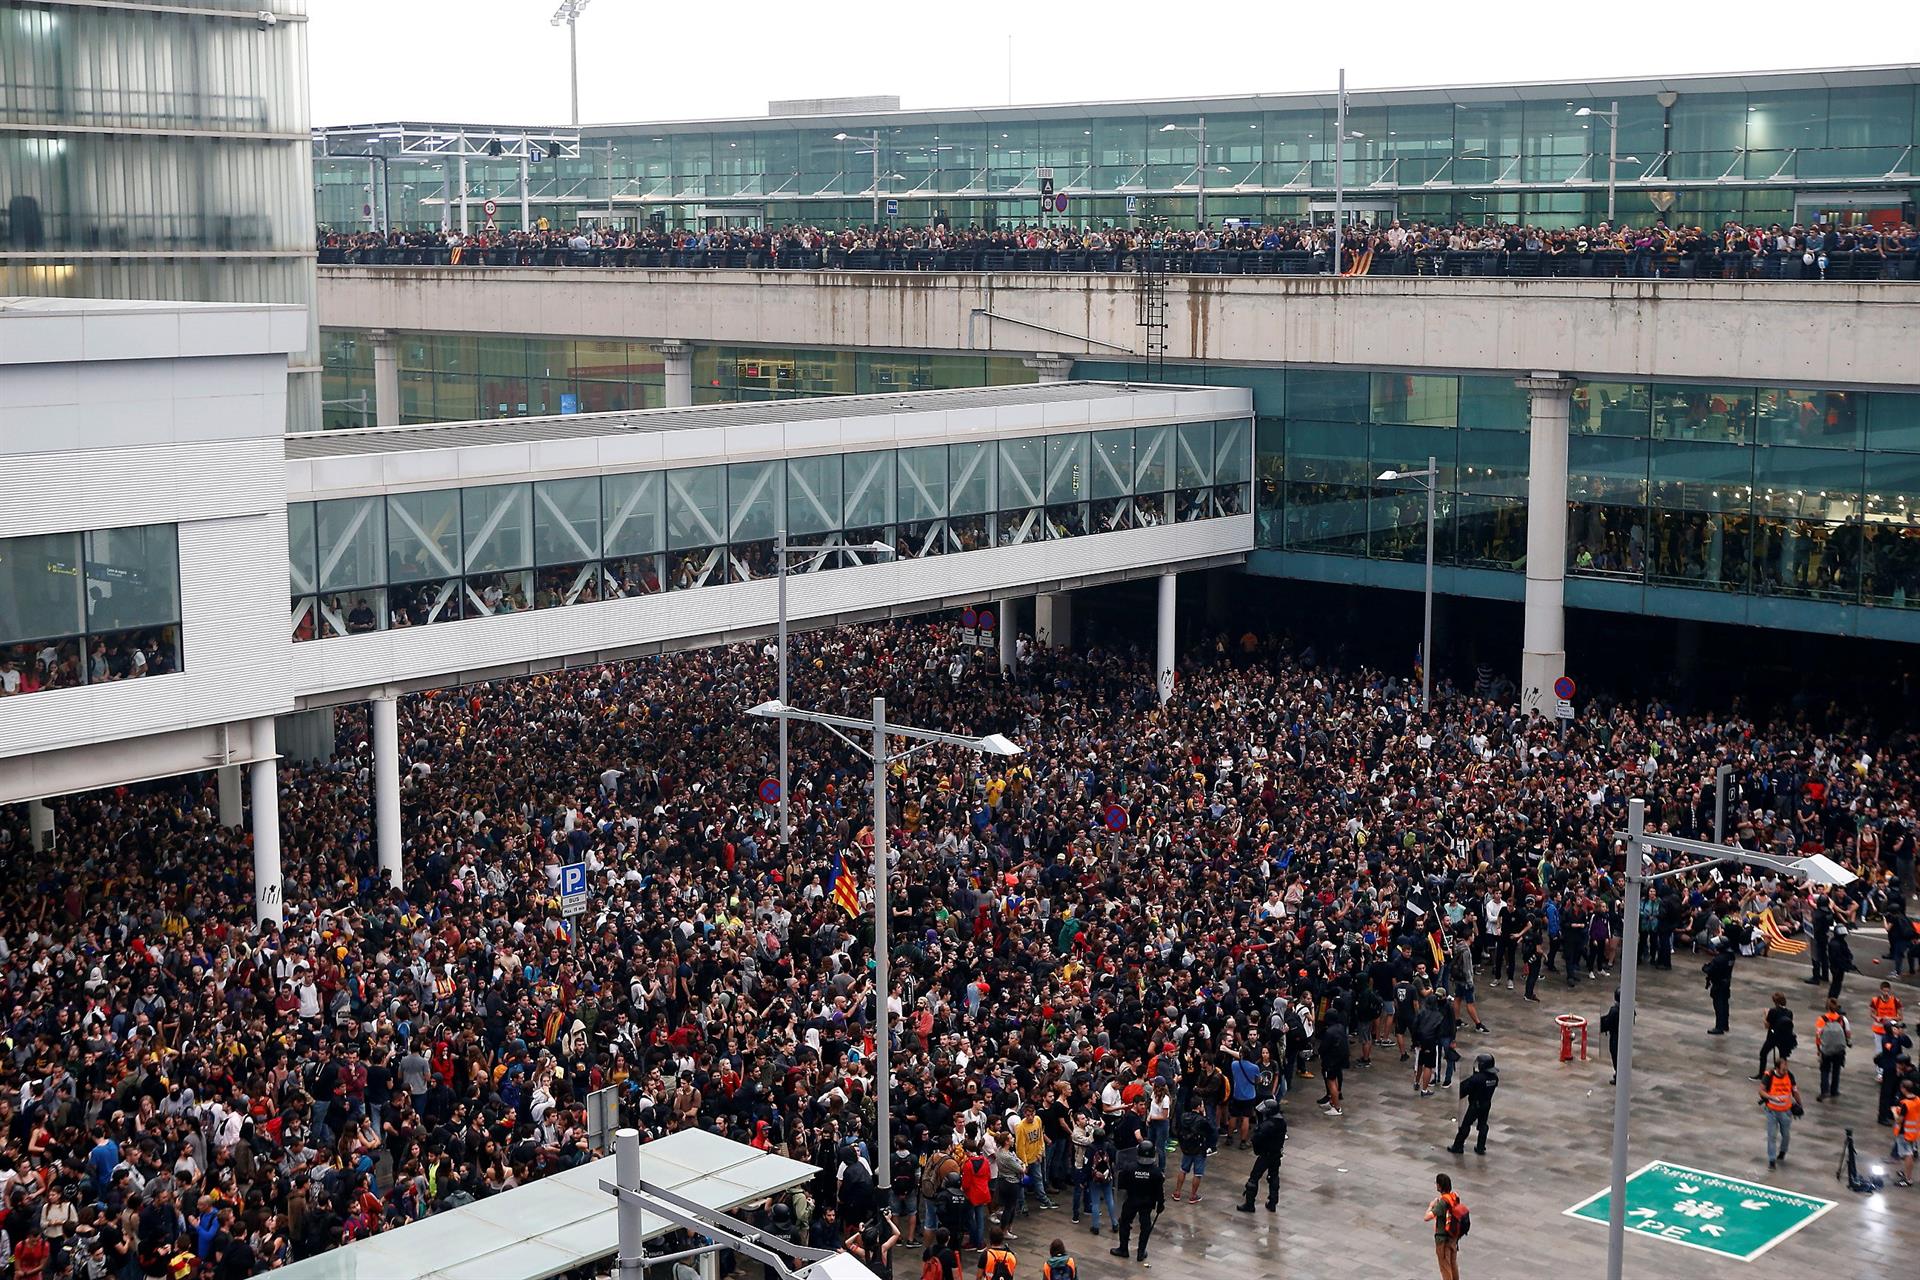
[560,862,587,896]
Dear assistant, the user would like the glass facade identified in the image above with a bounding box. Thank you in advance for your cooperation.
[4,2,318,430]
[315,73,1919,233]
[286,422,1251,640]
[320,331,1033,428]
[0,523,183,697]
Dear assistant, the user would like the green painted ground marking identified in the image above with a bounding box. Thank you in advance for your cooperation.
[1564,1160,1836,1262]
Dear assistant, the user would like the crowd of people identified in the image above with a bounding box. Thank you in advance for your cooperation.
[0,618,1916,1278]
[316,216,1920,280]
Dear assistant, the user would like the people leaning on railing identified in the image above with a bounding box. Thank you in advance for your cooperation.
[314,217,1920,280]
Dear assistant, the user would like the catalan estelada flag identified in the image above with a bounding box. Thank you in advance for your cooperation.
[830,849,860,918]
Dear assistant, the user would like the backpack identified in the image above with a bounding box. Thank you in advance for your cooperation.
[1045,1260,1076,1280]
[921,1257,945,1280]
[1442,1192,1471,1239]
[1817,1018,1847,1057]
[986,1249,1016,1280]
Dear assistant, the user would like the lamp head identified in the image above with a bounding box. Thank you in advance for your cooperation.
[975,734,1023,757]
[866,541,895,557]
[833,132,851,141]
[1574,106,1594,117]
[1795,853,1859,888]
[1376,469,1400,482]
[1159,123,1179,133]
[746,700,788,719]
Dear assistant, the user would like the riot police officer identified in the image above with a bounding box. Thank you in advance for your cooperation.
[1110,1141,1166,1266]
[1704,937,1736,1035]
[1235,1098,1288,1213]
[1447,1053,1500,1155]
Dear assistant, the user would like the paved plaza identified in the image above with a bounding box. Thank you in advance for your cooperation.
[997,945,1917,1280]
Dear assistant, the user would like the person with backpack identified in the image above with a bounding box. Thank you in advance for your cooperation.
[978,1226,1017,1280]
[1234,1097,1287,1213]
[1423,1172,1468,1280]
[1041,1238,1075,1280]
[1108,1141,1165,1267]
[1813,997,1852,1101]
[919,1227,960,1280]
[1749,991,1797,1080]
[1168,1099,1214,1204]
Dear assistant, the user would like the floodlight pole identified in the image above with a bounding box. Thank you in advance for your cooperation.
[872,696,891,1188]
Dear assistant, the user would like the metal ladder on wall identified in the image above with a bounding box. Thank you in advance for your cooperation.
[1135,252,1168,381]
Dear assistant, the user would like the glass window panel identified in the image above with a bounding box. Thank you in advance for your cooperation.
[1753,518,1860,600]
[1371,374,1458,427]
[727,461,782,543]
[843,452,895,528]
[462,484,533,574]
[1045,434,1090,504]
[1651,385,1759,444]
[1752,447,1863,520]
[896,446,947,523]
[1134,425,1172,494]
[1214,419,1252,484]
[603,472,665,557]
[1456,496,1525,570]
[1283,421,1370,555]
[0,532,84,644]
[1091,429,1133,499]
[787,455,844,535]
[533,477,602,566]
[1755,388,1866,450]
[1568,503,1648,580]
[1868,393,1920,452]
[387,490,464,582]
[1459,377,1531,431]
[1648,440,1754,511]
[1573,382,1652,436]
[1457,430,1528,497]
[1255,419,1284,548]
[997,438,1043,509]
[948,442,995,516]
[1176,422,1215,488]
[287,503,317,596]
[315,497,387,591]
[1569,435,1650,505]
[1287,369,1370,422]
[666,466,727,552]
[83,525,180,631]
[1650,511,1753,591]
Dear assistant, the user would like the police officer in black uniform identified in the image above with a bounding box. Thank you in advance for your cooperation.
[1235,1097,1289,1212]
[1447,1053,1500,1154]
[1806,890,1834,986]
[1110,1141,1166,1266]
[937,1171,970,1247]
[1704,937,1736,1035]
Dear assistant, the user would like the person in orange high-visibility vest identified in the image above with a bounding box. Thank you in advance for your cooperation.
[1869,982,1902,1037]
[1812,997,1852,1101]
[1759,1058,1801,1170]
[1890,1079,1920,1187]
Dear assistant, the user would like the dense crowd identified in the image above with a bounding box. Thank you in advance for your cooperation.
[317,217,1920,279]
[1,619,1917,1278]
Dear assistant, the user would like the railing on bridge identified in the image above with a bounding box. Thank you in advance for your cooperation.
[315,244,1920,282]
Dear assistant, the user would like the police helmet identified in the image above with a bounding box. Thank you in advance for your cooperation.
[1475,1053,1495,1073]
[1254,1098,1282,1119]
[1137,1141,1156,1161]
[945,1172,962,1190]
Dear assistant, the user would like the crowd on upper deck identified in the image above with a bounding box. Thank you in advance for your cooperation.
[317,216,1920,279]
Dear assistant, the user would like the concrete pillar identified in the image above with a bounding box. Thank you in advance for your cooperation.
[250,720,283,925]
[997,597,1019,673]
[217,765,244,830]
[372,694,403,889]
[656,340,693,408]
[1518,373,1574,720]
[26,798,53,854]
[371,329,401,427]
[1035,591,1073,649]
[1157,572,1178,704]
[276,707,337,766]
[1022,351,1074,383]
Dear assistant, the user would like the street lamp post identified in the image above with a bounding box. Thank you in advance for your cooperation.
[550,0,593,128]
[1378,457,1437,713]
[1713,761,1732,844]
[772,534,894,847]
[1575,102,1622,223]
[835,131,885,227]
[1607,800,1855,1280]
[746,698,1021,1194]
[1158,118,1208,227]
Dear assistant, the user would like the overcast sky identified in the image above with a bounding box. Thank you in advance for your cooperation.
[309,2,1906,126]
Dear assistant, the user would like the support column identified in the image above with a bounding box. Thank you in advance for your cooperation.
[656,340,693,408]
[1157,572,1178,704]
[997,597,1019,673]
[217,765,244,830]
[372,694,404,889]
[519,152,530,228]
[27,798,53,854]
[250,719,283,925]
[1035,591,1073,649]
[371,329,401,428]
[457,153,469,234]
[1518,373,1574,720]
[1022,351,1074,383]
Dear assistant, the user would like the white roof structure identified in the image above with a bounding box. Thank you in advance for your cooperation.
[272,1129,816,1280]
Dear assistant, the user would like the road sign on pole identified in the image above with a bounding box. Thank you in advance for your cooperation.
[758,778,781,806]
[1125,195,1139,214]
[885,198,899,218]
[559,861,589,918]
[1555,699,1576,720]
[1565,1161,1834,1262]
[1105,804,1129,831]
[1554,675,1577,701]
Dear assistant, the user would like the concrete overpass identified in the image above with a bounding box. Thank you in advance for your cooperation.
[318,267,1920,389]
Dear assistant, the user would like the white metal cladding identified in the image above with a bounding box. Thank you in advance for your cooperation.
[288,515,1251,701]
